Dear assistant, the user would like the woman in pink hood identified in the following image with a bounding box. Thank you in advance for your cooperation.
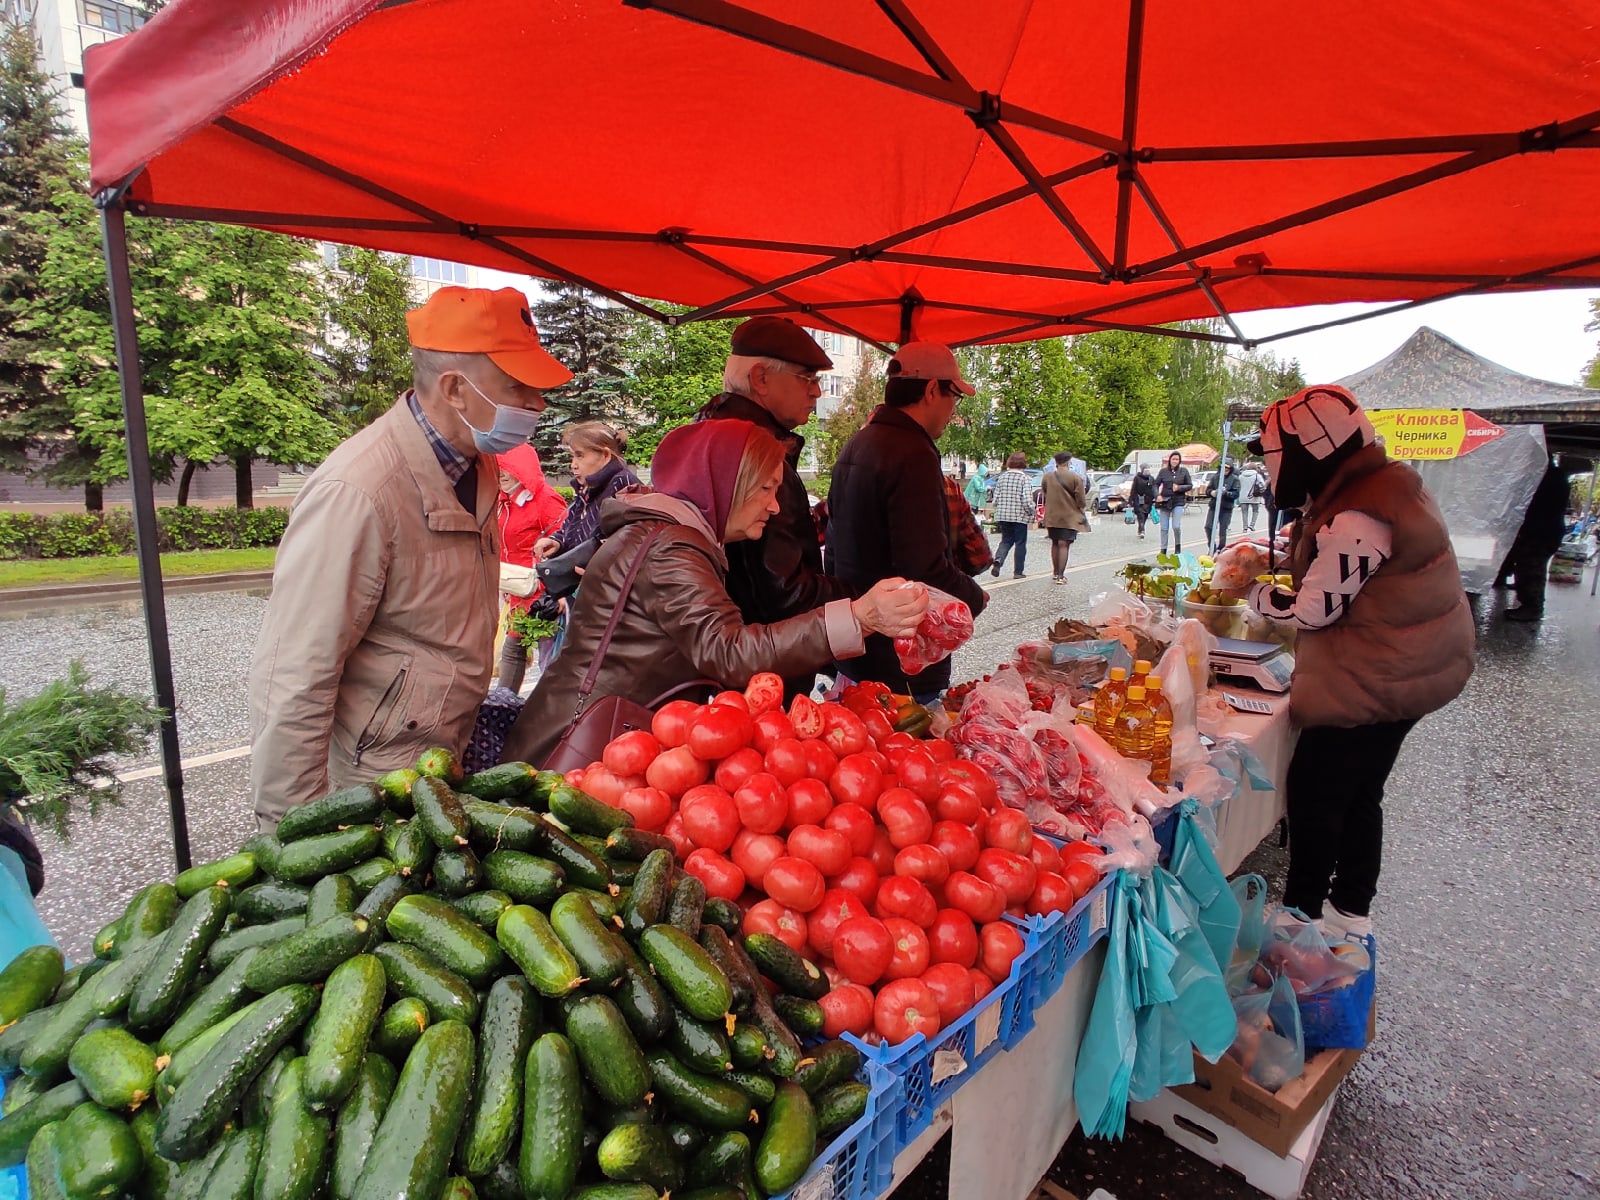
[496,445,568,690]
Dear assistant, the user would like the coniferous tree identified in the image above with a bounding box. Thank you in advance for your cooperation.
[533,282,636,448]
[622,305,735,461]
[320,245,416,431]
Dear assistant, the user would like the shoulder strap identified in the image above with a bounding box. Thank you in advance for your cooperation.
[574,523,666,709]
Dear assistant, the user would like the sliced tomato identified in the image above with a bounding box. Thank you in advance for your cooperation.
[744,672,785,717]
[789,695,825,739]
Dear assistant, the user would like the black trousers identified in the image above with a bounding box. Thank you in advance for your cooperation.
[1283,718,1417,918]
[1505,543,1556,613]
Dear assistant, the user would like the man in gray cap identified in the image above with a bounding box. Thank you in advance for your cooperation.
[697,317,855,695]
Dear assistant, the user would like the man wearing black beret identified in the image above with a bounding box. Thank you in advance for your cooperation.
[697,317,855,697]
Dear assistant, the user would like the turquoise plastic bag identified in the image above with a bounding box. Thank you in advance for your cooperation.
[0,846,52,966]
[1149,869,1237,1064]
[1075,872,1138,1138]
[1169,800,1243,974]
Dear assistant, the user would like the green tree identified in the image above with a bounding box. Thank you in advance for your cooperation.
[321,245,416,430]
[817,347,882,472]
[1160,321,1230,444]
[947,340,1087,466]
[534,282,636,444]
[1584,298,1600,388]
[622,306,736,461]
[1229,347,1306,411]
[1064,331,1172,466]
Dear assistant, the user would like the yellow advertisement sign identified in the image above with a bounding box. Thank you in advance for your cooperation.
[1369,409,1505,460]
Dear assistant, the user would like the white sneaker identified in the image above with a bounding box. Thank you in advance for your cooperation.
[1319,906,1374,940]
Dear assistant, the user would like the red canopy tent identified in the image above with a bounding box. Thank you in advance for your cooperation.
[83,0,1600,860]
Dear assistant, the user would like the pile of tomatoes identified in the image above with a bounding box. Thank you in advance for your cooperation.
[567,674,1105,1046]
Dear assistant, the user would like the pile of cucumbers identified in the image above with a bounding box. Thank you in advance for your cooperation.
[0,751,874,1200]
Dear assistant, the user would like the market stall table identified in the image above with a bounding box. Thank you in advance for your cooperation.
[1202,689,1295,875]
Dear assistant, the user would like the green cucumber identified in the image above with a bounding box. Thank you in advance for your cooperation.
[639,925,733,1021]
[773,994,826,1039]
[687,1130,751,1187]
[2,1071,47,1114]
[609,861,638,887]
[386,895,505,987]
[746,999,804,1078]
[519,1033,582,1200]
[667,1008,733,1074]
[700,897,743,934]
[0,1079,87,1166]
[254,1058,330,1200]
[276,784,384,842]
[120,882,182,950]
[0,945,64,1028]
[68,1026,157,1110]
[331,1054,395,1200]
[243,914,370,992]
[371,942,478,1025]
[414,747,464,783]
[458,977,539,1176]
[160,1002,258,1097]
[303,954,387,1110]
[352,873,413,930]
[562,995,649,1108]
[159,948,261,1056]
[727,1020,771,1070]
[305,873,358,925]
[620,849,673,937]
[20,980,100,1077]
[234,882,310,924]
[24,1118,66,1200]
[697,926,756,1013]
[726,1070,776,1108]
[540,825,614,892]
[569,1186,659,1200]
[550,892,628,988]
[274,826,383,883]
[458,762,539,802]
[412,777,472,849]
[611,941,672,1045]
[754,1081,817,1193]
[742,933,827,1001]
[52,961,105,1006]
[602,828,675,863]
[241,834,282,879]
[346,858,397,894]
[644,1050,754,1131]
[388,822,435,878]
[572,832,611,861]
[194,1125,261,1200]
[462,802,547,853]
[92,918,121,960]
[495,906,581,998]
[372,998,429,1061]
[548,785,633,837]
[174,852,257,900]
[679,1187,745,1200]
[665,1122,706,1160]
[477,1159,521,1200]
[442,1177,477,1200]
[596,1123,682,1191]
[448,890,512,930]
[206,917,303,972]
[666,874,707,939]
[349,1020,475,1200]
[480,850,564,905]
[155,983,317,1161]
[432,847,481,896]
[571,887,623,922]
[57,1100,140,1199]
[84,936,165,1019]
[791,1038,861,1095]
[375,768,420,814]
[130,1104,181,1199]
[172,1137,228,1200]
[241,1046,294,1131]
[815,1080,870,1134]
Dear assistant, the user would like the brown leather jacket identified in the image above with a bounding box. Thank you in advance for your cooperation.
[503,493,863,766]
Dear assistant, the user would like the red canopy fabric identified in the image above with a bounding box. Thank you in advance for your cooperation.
[86,0,1600,348]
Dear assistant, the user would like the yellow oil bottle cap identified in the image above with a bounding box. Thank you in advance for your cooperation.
[1126,686,1147,701]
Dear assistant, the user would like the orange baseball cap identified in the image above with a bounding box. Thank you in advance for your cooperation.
[405,286,573,389]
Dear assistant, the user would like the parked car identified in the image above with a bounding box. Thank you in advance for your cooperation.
[1191,469,1217,500]
[1092,471,1132,512]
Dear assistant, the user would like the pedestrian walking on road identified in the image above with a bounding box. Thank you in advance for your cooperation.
[963,463,991,517]
[1204,463,1241,551]
[1501,457,1572,622]
[988,452,1035,579]
[1129,465,1156,538]
[1239,464,1265,531]
[1154,451,1192,553]
[1040,450,1090,583]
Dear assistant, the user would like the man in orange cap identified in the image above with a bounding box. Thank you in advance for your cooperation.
[247,285,571,830]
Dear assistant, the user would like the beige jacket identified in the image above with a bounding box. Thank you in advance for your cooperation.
[248,397,500,826]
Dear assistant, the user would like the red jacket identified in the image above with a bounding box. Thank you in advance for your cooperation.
[496,446,568,612]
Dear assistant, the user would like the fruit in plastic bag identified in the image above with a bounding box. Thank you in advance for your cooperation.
[894,588,974,676]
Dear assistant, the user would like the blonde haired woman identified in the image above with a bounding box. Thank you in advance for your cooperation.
[533,420,638,563]
[504,420,927,765]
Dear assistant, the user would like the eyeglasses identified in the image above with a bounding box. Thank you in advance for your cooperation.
[768,362,822,386]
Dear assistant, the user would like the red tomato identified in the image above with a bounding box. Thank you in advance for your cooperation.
[730,829,786,888]
[684,848,746,901]
[893,843,950,888]
[1027,871,1075,916]
[645,745,708,798]
[713,747,765,794]
[749,713,793,757]
[680,785,739,853]
[662,812,692,858]
[927,909,979,967]
[874,978,941,1043]
[823,803,876,857]
[879,732,919,759]
[821,708,869,757]
[711,690,751,712]
[868,828,898,876]
[1028,836,1064,877]
[818,984,875,1039]
[874,875,937,928]
[975,848,1038,906]
[806,888,869,958]
[877,789,934,849]
[926,739,958,763]
[938,761,999,809]
[564,768,586,788]
[929,821,981,872]
[1058,840,1103,864]
[944,871,1006,924]
[860,708,896,747]
[1062,859,1101,902]
[832,856,881,906]
[744,898,809,953]
[578,764,627,807]
[602,730,661,778]
[829,754,885,811]
[833,916,894,986]
[897,749,941,801]
[688,705,754,761]
[763,856,826,913]
[787,824,852,877]
[802,740,839,783]
[652,700,700,749]
[788,695,825,739]
[882,917,931,980]
[979,922,1026,983]
[733,773,787,835]
[969,967,995,1002]
[933,783,982,825]
[983,807,1034,855]
[616,786,672,833]
[743,672,784,717]
[784,778,834,830]
[920,962,977,1026]
[764,739,809,787]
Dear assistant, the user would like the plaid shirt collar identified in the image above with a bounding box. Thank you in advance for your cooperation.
[406,390,473,484]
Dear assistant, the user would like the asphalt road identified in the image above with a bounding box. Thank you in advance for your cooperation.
[4,515,1596,1199]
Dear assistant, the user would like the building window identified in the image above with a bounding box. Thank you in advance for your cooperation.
[77,0,144,34]
[412,257,469,284]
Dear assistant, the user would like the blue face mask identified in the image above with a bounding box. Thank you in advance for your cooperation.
[457,374,540,454]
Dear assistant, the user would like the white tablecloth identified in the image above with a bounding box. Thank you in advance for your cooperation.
[1204,691,1295,874]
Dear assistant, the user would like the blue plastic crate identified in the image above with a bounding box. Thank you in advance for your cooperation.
[1009,868,1117,1036]
[773,1057,898,1200]
[0,1074,25,1200]
[1299,934,1377,1052]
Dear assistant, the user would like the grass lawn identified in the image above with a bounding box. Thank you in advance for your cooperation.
[0,547,277,588]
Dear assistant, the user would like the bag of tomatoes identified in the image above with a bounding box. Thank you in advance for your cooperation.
[894,587,974,676]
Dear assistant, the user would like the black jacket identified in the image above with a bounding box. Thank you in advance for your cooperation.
[1214,470,1241,512]
[1130,472,1156,512]
[1154,465,1192,511]
[825,405,988,694]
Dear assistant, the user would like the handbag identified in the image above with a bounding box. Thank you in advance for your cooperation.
[498,562,539,598]
[540,525,717,773]
[535,537,599,601]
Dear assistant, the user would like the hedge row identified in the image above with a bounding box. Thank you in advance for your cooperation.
[0,508,291,560]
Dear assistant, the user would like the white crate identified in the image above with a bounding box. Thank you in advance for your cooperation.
[1129,1081,1340,1200]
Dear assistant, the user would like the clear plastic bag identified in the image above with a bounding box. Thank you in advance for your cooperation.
[1259,909,1361,995]
[1210,540,1273,590]
[1226,972,1305,1091]
[894,586,973,676]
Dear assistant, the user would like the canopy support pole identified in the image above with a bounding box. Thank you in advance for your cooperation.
[98,201,192,872]
[899,292,920,344]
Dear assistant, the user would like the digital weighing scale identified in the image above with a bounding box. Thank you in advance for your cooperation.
[1209,636,1295,692]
